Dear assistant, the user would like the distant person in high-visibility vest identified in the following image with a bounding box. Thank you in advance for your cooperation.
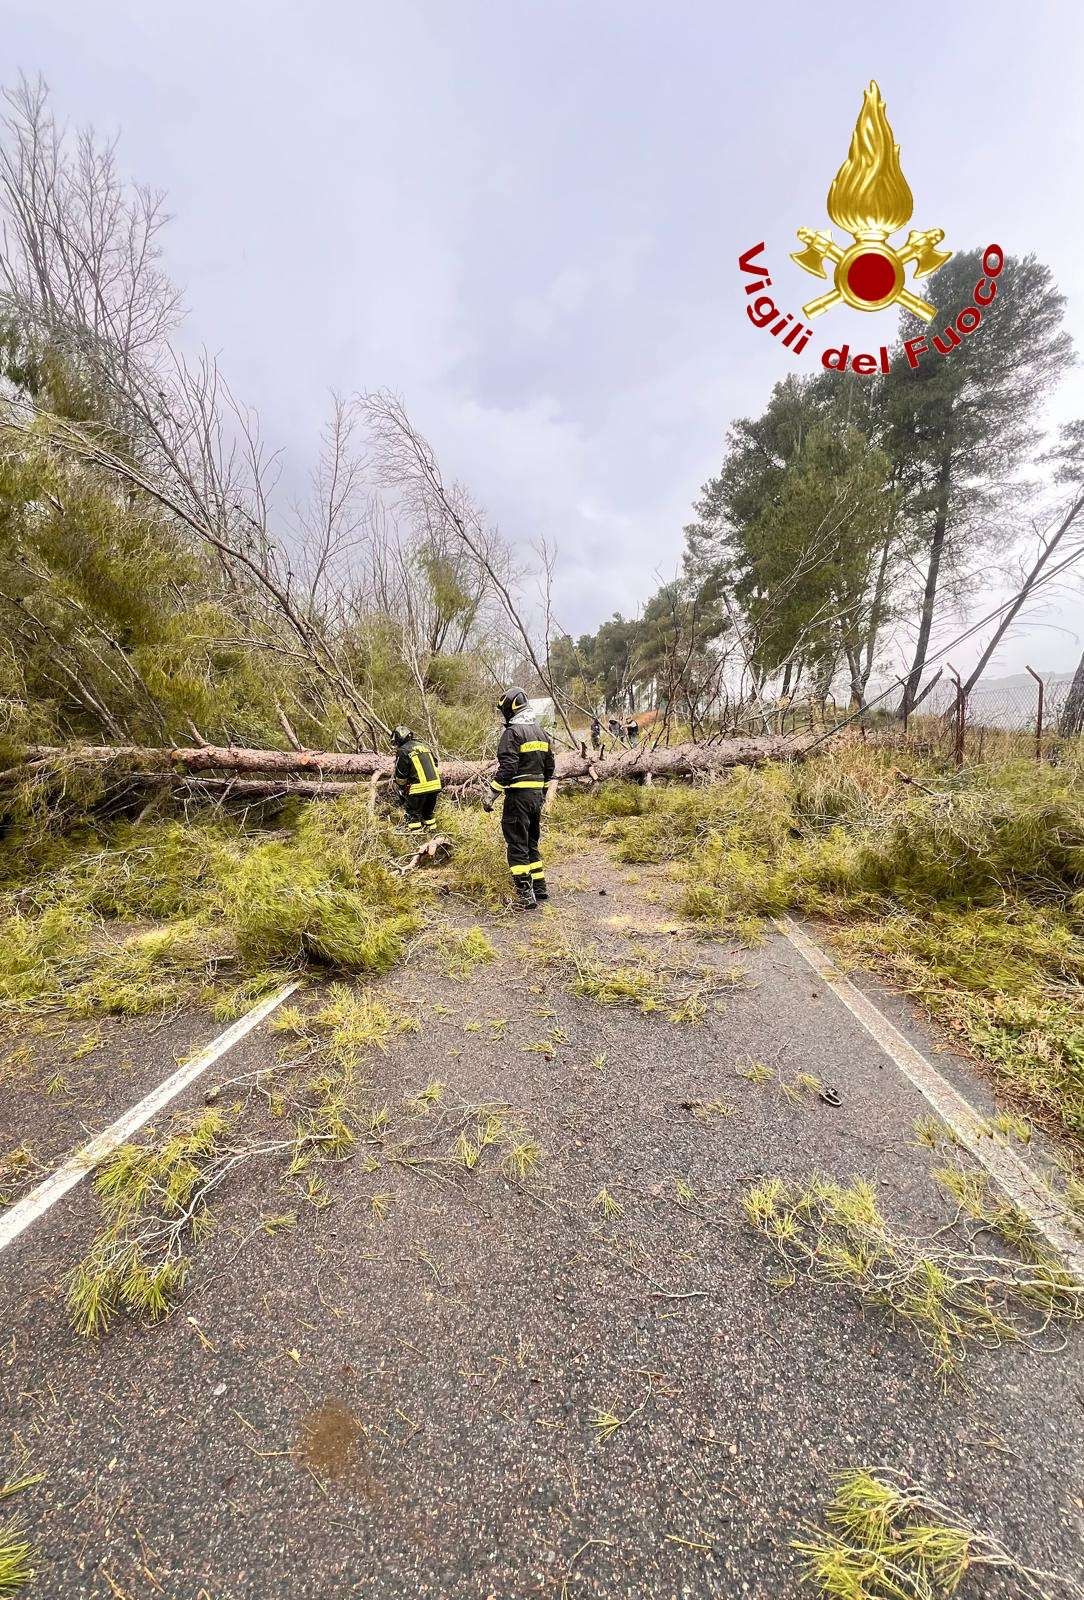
[391,727,441,834]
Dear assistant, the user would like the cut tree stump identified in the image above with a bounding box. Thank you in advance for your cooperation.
[402,835,454,871]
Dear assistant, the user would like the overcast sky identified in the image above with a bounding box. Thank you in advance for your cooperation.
[6,0,1084,678]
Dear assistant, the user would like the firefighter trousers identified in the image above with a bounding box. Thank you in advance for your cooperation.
[501,789,545,885]
[404,790,439,832]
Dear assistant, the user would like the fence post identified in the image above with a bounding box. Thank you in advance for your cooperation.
[947,666,966,767]
[1025,665,1044,760]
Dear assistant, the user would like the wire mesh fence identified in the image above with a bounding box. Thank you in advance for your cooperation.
[921,675,1071,732]
[612,668,1080,765]
[911,672,1075,764]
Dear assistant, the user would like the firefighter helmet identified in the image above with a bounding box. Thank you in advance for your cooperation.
[391,726,412,746]
[497,688,529,722]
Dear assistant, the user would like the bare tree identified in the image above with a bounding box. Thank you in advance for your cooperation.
[962,422,1084,696]
[960,495,1084,697]
[357,389,592,745]
[292,392,369,618]
[0,74,182,381]
[0,76,392,745]
[0,79,570,755]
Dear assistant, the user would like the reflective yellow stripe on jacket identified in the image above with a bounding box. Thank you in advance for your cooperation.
[494,739,549,789]
[408,745,441,794]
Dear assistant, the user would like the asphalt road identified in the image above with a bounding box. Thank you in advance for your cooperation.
[2,849,1082,1599]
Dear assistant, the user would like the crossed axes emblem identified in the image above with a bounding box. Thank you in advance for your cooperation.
[792,226,952,322]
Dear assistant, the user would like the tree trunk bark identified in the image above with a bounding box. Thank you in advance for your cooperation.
[843,643,865,712]
[18,736,810,792]
[118,773,366,799]
[899,442,953,720]
[860,532,894,691]
[1060,649,1084,736]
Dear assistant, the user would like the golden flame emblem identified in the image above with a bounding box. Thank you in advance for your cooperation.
[791,82,951,322]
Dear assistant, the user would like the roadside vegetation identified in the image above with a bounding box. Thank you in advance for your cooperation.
[0,757,546,1029]
[555,740,1084,1138]
[2,737,1080,1152]
[0,792,424,1022]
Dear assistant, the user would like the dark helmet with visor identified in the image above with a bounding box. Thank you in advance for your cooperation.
[497,688,529,722]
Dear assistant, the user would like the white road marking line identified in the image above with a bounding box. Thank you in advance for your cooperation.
[0,980,301,1257]
[776,915,1084,1280]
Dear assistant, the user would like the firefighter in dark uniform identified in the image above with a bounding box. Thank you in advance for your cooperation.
[482,688,555,908]
[391,726,441,834]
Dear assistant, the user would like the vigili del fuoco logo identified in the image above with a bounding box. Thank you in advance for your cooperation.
[738,81,1003,375]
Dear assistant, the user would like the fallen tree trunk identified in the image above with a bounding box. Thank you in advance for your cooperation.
[116,772,367,799]
[18,735,809,792]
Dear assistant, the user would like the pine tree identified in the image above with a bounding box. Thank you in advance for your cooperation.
[887,249,1073,717]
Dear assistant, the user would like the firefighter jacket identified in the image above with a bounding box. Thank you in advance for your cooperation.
[490,711,556,793]
[394,738,441,797]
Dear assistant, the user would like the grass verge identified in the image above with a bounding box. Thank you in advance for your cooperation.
[0,795,422,1020]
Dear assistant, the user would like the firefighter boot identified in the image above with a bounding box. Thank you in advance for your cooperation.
[514,877,538,910]
[532,874,549,902]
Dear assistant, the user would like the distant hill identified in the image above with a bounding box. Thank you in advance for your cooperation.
[920,668,1075,730]
[972,670,1074,690]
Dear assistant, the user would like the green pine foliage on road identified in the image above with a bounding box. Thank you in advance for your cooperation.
[0,798,423,1019]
